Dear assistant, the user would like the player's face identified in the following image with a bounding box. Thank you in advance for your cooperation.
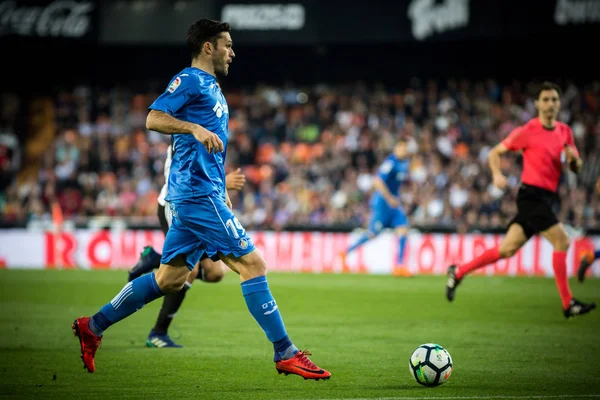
[535,89,560,120]
[212,33,235,77]
[394,142,408,159]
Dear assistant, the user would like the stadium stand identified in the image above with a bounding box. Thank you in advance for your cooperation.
[1,79,599,232]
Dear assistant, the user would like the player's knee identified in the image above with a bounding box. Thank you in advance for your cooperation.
[203,272,224,283]
[200,263,226,283]
[498,243,519,258]
[553,237,570,252]
[155,264,189,293]
[238,252,267,280]
[250,256,268,277]
[156,276,187,294]
[370,221,383,235]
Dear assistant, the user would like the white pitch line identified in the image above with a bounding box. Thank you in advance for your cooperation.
[303,395,600,400]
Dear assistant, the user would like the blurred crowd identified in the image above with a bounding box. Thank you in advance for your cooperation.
[1,78,600,232]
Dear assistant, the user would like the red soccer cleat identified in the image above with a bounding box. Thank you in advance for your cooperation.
[275,350,331,380]
[72,317,102,373]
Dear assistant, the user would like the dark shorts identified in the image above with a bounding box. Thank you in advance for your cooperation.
[157,202,171,235]
[508,184,560,239]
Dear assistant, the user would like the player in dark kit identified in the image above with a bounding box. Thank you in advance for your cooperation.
[445,81,596,319]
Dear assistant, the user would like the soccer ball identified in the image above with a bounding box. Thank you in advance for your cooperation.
[409,343,453,387]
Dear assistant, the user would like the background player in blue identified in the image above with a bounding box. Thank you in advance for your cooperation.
[71,18,330,380]
[340,139,413,277]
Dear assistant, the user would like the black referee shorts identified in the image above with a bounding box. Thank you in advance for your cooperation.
[157,202,213,263]
[507,184,560,239]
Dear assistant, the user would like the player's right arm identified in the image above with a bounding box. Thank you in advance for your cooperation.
[147,74,223,153]
[490,126,526,189]
[146,110,223,153]
[373,159,399,207]
[372,177,399,207]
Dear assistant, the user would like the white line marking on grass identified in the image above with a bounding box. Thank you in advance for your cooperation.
[304,395,600,400]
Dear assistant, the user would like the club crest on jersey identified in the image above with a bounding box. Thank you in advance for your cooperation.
[168,77,182,93]
[238,238,248,249]
[213,101,228,118]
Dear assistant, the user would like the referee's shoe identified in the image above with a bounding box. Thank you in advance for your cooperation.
[564,298,596,319]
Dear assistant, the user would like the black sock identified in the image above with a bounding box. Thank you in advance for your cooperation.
[152,282,191,335]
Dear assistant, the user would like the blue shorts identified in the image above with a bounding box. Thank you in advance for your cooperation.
[161,193,256,270]
[368,205,408,234]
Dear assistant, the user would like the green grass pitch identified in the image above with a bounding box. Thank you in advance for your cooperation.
[0,269,599,400]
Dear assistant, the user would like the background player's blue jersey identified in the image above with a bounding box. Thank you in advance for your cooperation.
[370,154,410,209]
[149,67,229,201]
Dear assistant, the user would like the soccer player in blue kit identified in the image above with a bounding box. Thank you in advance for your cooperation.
[72,18,331,380]
[340,139,412,276]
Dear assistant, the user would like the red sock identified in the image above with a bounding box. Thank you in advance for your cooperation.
[456,247,501,280]
[552,251,572,309]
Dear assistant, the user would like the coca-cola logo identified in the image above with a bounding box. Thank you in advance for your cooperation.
[0,0,94,38]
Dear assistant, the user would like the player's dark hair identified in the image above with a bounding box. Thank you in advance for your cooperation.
[187,19,231,59]
[536,81,561,99]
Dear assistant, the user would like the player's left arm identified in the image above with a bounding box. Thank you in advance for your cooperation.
[373,159,400,207]
[147,75,223,153]
[225,168,246,191]
[564,127,582,174]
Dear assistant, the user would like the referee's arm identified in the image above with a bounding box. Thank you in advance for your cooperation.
[488,143,509,177]
[564,144,582,174]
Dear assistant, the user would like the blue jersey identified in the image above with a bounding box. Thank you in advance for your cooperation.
[149,67,229,201]
[371,154,410,209]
